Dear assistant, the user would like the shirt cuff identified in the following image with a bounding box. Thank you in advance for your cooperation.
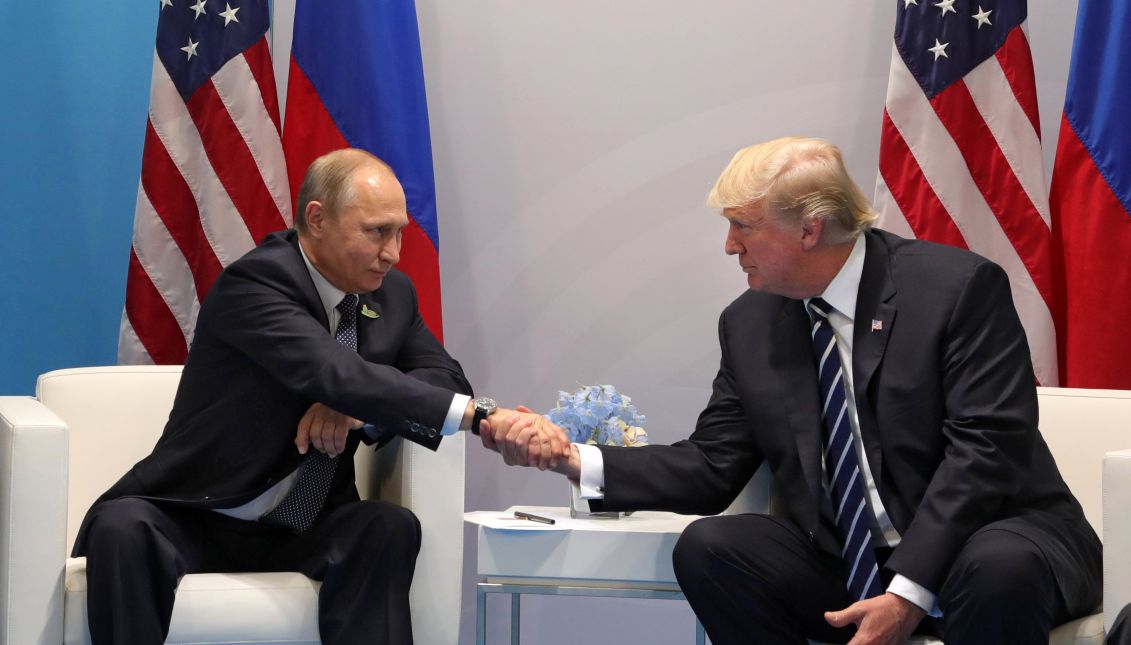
[575,443,605,499]
[887,574,941,617]
[442,394,471,436]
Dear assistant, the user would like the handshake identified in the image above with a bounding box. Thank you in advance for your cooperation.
[290,400,579,479]
[476,405,578,478]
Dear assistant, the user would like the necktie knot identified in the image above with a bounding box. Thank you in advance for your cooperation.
[337,293,359,316]
[808,297,834,322]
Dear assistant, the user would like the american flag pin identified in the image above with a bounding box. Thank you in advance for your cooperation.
[871,319,883,332]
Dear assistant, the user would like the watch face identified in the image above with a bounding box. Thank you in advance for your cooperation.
[475,397,498,413]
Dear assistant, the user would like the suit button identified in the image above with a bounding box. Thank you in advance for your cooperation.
[808,531,815,542]
[426,428,438,438]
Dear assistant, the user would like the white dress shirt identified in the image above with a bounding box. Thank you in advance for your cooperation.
[214,244,469,520]
[576,235,939,615]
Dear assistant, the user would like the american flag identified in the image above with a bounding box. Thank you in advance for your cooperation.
[119,0,290,364]
[874,0,1057,385]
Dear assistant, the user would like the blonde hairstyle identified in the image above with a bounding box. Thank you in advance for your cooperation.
[707,137,877,240]
[295,148,391,234]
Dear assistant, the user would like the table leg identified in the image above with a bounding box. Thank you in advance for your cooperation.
[477,584,487,645]
[695,618,705,645]
[510,592,521,643]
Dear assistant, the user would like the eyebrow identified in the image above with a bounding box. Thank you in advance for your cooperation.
[727,213,762,225]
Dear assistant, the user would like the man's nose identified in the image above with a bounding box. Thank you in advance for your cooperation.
[380,241,400,265]
[724,234,743,256]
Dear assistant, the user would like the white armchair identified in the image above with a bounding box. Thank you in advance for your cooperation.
[725,386,1131,645]
[0,365,466,645]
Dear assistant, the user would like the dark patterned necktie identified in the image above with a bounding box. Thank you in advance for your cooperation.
[808,297,884,601]
[263,293,359,533]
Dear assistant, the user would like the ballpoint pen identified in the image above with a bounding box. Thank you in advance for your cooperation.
[513,510,555,525]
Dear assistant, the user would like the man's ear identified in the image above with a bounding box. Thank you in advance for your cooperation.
[800,216,824,251]
[305,201,325,236]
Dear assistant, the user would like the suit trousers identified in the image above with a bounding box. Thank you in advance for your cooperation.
[672,513,1096,645]
[81,496,422,645]
[1107,604,1131,645]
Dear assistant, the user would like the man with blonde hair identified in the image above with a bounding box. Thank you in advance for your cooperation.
[486,137,1101,643]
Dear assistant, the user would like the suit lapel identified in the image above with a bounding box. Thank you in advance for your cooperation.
[283,232,332,331]
[771,299,825,528]
[852,231,896,489]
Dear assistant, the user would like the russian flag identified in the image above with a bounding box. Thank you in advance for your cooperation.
[282,0,444,341]
[1050,1,1131,389]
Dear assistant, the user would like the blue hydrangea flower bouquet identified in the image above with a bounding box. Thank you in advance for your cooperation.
[547,384,649,447]
[547,385,648,518]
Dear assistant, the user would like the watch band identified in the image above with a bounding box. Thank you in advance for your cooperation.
[471,407,487,435]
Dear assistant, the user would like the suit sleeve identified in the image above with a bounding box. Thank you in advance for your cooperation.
[394,281,473,397]
[595,311,763,515]
[884,261,1039,591]
[202,260,463,438]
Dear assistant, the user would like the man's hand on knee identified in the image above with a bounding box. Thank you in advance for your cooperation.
[296,403,363,458]
[825,592,925,645]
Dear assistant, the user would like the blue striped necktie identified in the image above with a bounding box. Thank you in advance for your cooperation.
[807,297,884,601]
[262,293,359,533]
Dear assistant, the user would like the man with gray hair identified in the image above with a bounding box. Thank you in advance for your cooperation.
[74,148,561,645]
[486,137,1101,643]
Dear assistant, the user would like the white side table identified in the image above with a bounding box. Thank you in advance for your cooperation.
[466,505,706,644]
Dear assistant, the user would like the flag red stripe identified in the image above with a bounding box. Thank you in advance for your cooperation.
[397,220,444,342]
[1051,115,1131,388]
[124,249,188,364]
[994,28,1041,140]
[878,110,968,249]
[185,80,287,245]
[929,82,1054,305]
[243,38,282,136]
[282,56,352,212]
[140,120,223,300]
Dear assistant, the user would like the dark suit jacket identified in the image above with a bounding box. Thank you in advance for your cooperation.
[74,230,471,555]
[594,229,1097,605]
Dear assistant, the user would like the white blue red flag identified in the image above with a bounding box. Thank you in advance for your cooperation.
[282,0,444,341]
[874,0,1057,385]
[1050,1,1131,388]
[119,0,291,364]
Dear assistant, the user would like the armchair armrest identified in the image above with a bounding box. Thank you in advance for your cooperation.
[355,432,466,645]
[1105,449,1131,633]
[0,396,69,645]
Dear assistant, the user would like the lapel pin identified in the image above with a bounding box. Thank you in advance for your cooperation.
[871,319,883,332]
[360,304,379,319]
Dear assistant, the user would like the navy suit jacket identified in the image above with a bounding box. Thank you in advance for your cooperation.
[593,229,1097,605]
[74,230,471,555]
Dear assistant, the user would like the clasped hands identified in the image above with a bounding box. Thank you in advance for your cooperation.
[479,405,576,474]
[292,402,575,475]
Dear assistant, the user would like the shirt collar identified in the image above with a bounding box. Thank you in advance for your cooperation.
[810,234,867,321]
[298,239,348,327]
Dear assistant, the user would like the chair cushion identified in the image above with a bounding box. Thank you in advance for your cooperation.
[1051,612,1105,645]
[64,557,322,645]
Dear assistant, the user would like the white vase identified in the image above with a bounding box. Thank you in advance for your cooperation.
[568,480,620,519]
